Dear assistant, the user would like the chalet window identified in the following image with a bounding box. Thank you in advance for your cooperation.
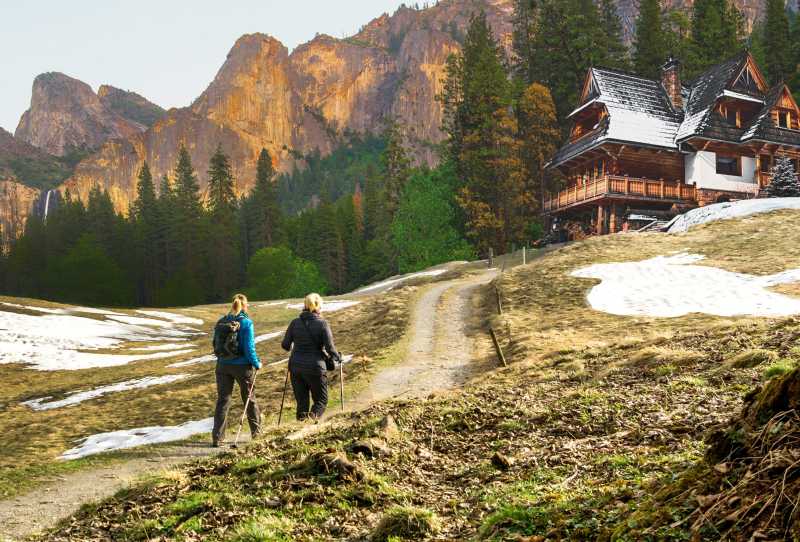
[725,107,738,127]
[716,154,741,176]
[779,110,793,129]
[760,155,771,173]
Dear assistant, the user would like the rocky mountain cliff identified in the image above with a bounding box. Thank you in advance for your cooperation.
[17,0,796,215]
[14,72,162,157]
[0,128,72,190]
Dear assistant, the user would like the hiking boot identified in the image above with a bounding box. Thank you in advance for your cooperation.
[212,439,223,448]
[251,430,262,441]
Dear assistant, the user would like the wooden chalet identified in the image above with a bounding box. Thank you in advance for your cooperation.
[545,52,800,234]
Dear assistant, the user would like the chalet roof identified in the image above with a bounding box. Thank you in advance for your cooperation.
[742,84,800,147]
[548,52,800,169]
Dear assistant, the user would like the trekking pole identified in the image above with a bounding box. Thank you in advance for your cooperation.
[232,369,259,449]
[339,362,345,412]
[277,367,290,426]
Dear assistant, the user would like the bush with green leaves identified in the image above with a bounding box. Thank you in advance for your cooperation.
[246,246,328,301]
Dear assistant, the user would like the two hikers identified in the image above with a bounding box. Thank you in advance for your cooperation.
[211,294,261,447]
[281,293,341,422]
[210,292,341,446]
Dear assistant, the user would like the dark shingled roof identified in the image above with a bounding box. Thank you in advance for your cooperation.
[548,52,800,169]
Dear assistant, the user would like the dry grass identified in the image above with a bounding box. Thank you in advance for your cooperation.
[0,287,417,498]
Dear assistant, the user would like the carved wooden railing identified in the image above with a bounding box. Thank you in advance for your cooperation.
[543,175,697,212]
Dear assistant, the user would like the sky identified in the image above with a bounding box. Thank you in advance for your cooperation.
[0,0,408,133]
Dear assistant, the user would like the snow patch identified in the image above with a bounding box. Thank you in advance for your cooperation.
[572,253,800,318]
[136,310,204,325]
[132,343,191,352]
[61,418,213,460]
[167,354,216,368]
[0,308,197,370]
[284,300,361,313]
[668,198,800,233]
[22,374,190,411]
[255,331,282,343]
[355,269,448,294]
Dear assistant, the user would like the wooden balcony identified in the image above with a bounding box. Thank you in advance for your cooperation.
[543,175,697,213]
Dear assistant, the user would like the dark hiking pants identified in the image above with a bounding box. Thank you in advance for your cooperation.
[212,364,261,442]
[290,365,328,420]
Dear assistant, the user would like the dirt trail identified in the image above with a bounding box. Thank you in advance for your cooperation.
[0,442,228,541]
[0,269,497,541]
[357,270,497,403]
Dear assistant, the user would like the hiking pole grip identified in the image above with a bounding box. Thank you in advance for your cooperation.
[278,367,290,426]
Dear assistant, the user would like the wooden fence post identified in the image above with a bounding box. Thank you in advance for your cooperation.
[489,248,494,268]
[489,327,508,367]
[522,246,526,265]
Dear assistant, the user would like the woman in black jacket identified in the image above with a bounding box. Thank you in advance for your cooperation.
[281,293,340,421]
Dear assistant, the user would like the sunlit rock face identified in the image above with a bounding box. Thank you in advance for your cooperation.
[23,0,781,214]
[14,73,150,157]
[0,178,39,247]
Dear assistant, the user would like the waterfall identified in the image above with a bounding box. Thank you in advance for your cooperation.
[43,189,53,220]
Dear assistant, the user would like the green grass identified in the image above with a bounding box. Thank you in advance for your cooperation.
[763,360,795,379]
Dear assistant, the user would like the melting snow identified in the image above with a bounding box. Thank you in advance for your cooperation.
[136,310,204,325]
[284,300,360,313]
[132,343,191,351]
[572,253,800,318]
[167,354,216,368]
[61,418,213,460]
[22,374,190,411]
[668,198,800,233]
[0,308,197,371]
[255,331,282,343]
[356,269,447,294]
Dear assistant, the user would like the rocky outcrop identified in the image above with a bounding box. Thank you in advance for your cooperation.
[53,0,513,214]
[97,85,165,128]
[14,72,152,156]
[0,128,71,190]
[24,0,790,215]
[0,178,39,247]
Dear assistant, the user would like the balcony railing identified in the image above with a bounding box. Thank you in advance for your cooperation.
[544,175,697,213]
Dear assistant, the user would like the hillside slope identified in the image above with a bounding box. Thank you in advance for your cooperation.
[29,209,800,541]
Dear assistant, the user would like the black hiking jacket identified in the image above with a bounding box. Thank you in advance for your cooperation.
[282,310,339,371]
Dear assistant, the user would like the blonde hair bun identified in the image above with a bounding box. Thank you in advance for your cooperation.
[304,293,323,313]
[229,293,248,315]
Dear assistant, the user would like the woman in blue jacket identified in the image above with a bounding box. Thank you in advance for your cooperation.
[211,293,262,447]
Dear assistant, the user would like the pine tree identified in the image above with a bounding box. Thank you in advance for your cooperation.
[663,9,692,64]
[764,156,800,197]
[598,0,630,71]
[688,0,743,76]
[132,162,159,305]
[205,145,239,301]
[252,148,281,248]
[171,145,204,296]
[634,0,667,78]
[517,83,561,213]
[790,13,800,94]
[381,121,412,222]
[763,0,792,84]
[207,145,236,216]
[511,0,538,84]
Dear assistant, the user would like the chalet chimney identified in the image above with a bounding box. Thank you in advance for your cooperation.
[661,56,683,110]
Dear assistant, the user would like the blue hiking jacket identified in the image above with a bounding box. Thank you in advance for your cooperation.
[217,312,261,369]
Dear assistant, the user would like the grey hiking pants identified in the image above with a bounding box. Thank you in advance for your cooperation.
[212,363,261,442]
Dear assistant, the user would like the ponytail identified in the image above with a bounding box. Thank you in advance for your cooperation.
[229,293,248,315]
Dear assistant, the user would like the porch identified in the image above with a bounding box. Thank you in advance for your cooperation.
[544,175,697,213]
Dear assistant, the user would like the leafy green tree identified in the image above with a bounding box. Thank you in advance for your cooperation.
[391,167,474,273]
[46,233,134,306]
[763,0,793,84]
[246,246,327,300]
[634,0,667,78]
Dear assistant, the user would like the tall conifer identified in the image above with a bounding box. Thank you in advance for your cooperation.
[634,0,667,78]
[764,0,792,83]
